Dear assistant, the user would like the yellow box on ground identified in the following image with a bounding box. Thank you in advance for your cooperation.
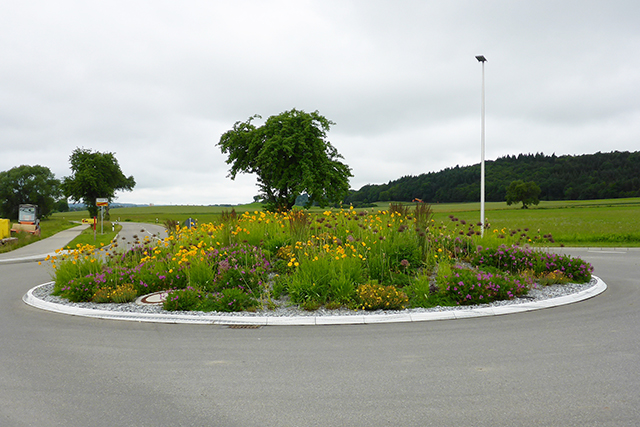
[0,219,9,239]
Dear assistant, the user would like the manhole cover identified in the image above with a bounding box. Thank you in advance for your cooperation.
[135,291,169,306]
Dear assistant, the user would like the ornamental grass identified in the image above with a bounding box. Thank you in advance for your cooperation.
[46,204,593,312]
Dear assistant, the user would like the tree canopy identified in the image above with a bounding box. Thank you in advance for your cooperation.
[344,151,640,205]
[218,109,352,211]
[62,148,135,218]
[0,165,61,220]
[506,180,541,208]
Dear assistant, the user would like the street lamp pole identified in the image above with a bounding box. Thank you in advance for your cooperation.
[475,55,487,237]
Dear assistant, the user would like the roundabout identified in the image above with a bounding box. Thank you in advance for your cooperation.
[1,223,639,426]
[23,277,607,325]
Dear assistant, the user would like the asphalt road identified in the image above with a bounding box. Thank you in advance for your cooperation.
[1,234,639,426]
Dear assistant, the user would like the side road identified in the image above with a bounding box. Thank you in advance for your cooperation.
[0,221,167,264]
[0,224,90,264]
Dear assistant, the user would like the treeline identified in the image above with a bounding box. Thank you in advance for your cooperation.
[344,151,640,205]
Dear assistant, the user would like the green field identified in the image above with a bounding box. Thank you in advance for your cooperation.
[62,224,122,249]
[0,218,78,253]
[427,199,640,246]
[51,197,640,247]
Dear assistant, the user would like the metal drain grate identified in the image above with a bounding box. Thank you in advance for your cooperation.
[226,324,263,329]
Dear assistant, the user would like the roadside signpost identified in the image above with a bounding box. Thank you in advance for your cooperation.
[96,198,108,236]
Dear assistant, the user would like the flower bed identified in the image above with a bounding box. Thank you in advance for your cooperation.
[46,205,593,312]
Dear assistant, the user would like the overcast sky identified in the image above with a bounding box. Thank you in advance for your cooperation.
[2,1,639,205]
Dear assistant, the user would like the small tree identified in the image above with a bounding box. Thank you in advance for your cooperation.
[506,180,541,209]
[62,148,135,218]
[54,199,70,213]
[0,165,61,220]
[218,109,352,211]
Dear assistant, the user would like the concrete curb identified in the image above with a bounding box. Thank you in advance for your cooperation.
[0,252,65,265]
[22,276,607,326]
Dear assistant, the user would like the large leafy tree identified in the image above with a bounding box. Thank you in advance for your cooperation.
[0,165,61,220]
[62,148,135,217]
[506,180,541,209]
[218,109,352,211]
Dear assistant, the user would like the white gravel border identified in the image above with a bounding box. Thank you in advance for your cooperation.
[23,276,607,326]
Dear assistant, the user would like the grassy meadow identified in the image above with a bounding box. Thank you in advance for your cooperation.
[0,218,78,253]
[51,197,640,247]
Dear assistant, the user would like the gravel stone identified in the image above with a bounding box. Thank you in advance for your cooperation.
[32,279,597,319]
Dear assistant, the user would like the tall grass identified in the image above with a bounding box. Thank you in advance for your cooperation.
[52,198,640,246]
[47,203,594,312]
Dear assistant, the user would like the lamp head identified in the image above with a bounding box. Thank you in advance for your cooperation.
[475,55,487,62]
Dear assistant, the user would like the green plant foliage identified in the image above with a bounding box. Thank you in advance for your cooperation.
[48,206,594,313]
[57,276,98,302]
[441,266,529,305]
[0,165,61,219]
[344,151,640,204]
[163,286,203,311]
[62,148,135,218]
[506,180,542,209]
[92,283,137,303]
[201,288,258,312]
[356,281,408,310]
[471,245,593,283]
[218,109,352,212]
[404,270,433,308]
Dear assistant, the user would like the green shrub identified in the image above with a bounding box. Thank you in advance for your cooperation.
[472,245,593,283]
[57,276,98,302]
[201,288,257,312]
[356,281,408,310]
[92,283,137,303]
[405,270,432,308]
[187,260,217,289]
[163,287,203,311]
[286,252,362,306]
[441,266,529,305]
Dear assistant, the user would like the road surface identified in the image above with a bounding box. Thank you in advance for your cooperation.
[1,227,638,426]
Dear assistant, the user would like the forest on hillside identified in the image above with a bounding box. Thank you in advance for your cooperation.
[344,151,640,205]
